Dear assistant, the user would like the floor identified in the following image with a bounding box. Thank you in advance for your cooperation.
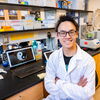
[94,86,100,100]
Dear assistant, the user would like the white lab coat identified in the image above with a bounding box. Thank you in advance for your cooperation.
[44,45,95,100]
[46,37,56,50]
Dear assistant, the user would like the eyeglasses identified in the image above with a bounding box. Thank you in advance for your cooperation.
[57,30,77,37]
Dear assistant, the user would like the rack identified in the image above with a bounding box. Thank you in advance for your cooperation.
[0,2,93,34]
[0,27,55,34]
[0,2,93,12]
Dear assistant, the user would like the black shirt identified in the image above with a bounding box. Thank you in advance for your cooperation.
[63,55,72,71]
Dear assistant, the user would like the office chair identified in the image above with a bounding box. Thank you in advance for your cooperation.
[95,71,98,87]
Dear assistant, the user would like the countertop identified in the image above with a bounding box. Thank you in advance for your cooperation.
[0,60,45,100]
[84,48,100,56]
[0,48,100,100]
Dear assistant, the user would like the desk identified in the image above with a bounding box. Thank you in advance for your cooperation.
[0,60,45,100]
[6,82,44,100]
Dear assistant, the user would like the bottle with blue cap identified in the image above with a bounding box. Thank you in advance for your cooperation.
[32,40,38,56]
[32,40,42,61]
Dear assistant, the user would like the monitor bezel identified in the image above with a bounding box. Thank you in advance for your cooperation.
[6,47,35,68]
[43,50,53,61]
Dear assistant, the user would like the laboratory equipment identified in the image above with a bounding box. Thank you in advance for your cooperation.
[80,39,100,50]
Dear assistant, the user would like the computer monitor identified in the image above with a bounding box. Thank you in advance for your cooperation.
[43,50,53,61]
[6,47,35,68]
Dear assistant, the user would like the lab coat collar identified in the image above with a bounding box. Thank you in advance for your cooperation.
[73,44,83,60]
[59,44,82,60]
[59,44,83,74]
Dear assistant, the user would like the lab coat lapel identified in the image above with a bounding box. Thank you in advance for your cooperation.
[58,45,82,75]
[68,58,77,74]
[68,45,82,74]
[59,48,67,74]
[58,48,77,75]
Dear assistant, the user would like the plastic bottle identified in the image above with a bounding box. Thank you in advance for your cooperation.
[35,41,42,61]
[32,40,38,56]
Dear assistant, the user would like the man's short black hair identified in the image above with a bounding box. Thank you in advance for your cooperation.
[55,15,79,32]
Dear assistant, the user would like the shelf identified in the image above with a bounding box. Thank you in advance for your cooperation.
[9,15,17,17]
[0,16,4,17]
[0,2,93,13]
[0,27,55,34]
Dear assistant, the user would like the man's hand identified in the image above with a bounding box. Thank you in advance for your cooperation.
[77,76,88,87]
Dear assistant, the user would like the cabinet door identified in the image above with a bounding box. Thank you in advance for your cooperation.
[94,54,100,87]
[6,82,44,100]
[43,82,48,98]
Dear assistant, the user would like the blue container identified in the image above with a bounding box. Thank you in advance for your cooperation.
[58,1,62,8]
[0,45,3,54]
[2,61,9,67]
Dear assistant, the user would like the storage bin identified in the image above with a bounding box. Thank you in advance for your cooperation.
[40,0,56,7]
[7,0,18,4]
[33,21,41,29]
[0,0,7,3]
[9,20,24,30]
[23,20,34,30]
[71,0,85,10]
[32,0,41,6]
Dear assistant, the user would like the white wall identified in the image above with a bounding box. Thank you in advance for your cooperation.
[94,0,100,10]
[88,0,95,11]
[88,0,100,11]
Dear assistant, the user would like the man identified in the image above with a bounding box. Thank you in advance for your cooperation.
[46,32,56,50]
[44,15,95,100]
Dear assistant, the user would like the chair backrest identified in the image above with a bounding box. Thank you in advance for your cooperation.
[95,71,98,87]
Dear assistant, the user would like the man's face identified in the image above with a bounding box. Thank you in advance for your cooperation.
[57,21,78,49]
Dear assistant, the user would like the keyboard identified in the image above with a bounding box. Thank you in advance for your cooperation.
[11,60,45,78]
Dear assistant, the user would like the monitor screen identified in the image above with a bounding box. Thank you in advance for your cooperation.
[44,50,53,61]
[7,47,35,68]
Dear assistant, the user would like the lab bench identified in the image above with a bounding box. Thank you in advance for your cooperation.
[0,60,46,100]
[0,49,100,100]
